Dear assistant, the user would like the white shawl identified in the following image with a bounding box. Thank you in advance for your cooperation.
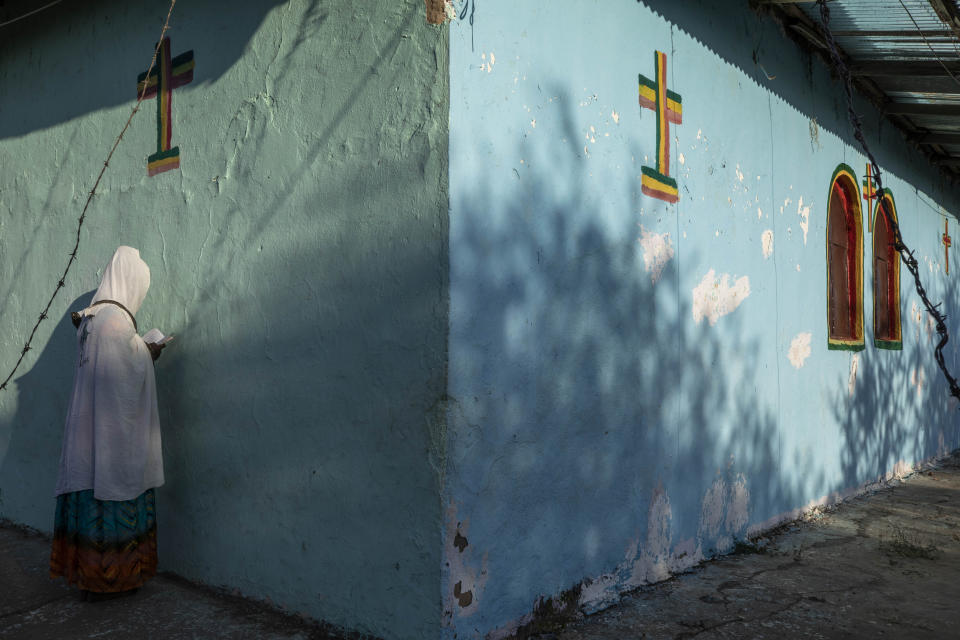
[55,246,164,501]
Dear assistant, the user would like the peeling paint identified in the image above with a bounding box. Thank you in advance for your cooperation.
[725,475,750,533]
[699,478,726,539]
[425,0,455,24]
[848,353,859,397]
[808,117,821,150]
[630,487,674,584]
[797,197,810,244]
[578,487,704,615]
[692,270,751,326]
[453,581,473,607]
[638,226,675,284]
[912,302,936,342]
[444,503,489,619]
[788,332,812,368]
[454,529,468,552]
[697,473,750,555]
[480,52,496,73]
[757,207,763,221]
[761,229,773,259]
[911,367,925,400]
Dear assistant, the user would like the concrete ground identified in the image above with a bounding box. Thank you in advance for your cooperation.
[0,522,371,640]
[550,452,960,640]
[3,454,960,640]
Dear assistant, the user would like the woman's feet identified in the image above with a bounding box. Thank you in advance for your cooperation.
[80,588,139,602]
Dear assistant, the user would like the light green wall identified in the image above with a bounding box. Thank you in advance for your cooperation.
[0,2,449,638]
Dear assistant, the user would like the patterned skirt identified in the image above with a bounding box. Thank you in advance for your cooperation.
[49,488,158,592]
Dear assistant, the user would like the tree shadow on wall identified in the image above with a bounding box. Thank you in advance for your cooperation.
[0,292,92,527]
[834,279,960,492]
[442,89,818,631]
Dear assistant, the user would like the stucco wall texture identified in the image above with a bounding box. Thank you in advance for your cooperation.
[445,1,960,638]
[0,1,449,639]
[5,1,960,639]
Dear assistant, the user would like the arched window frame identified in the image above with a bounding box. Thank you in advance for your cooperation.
[826,164,865,351]
[872,189,902,350]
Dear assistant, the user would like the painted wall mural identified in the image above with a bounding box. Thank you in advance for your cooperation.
[135,37,195,177]
[638,50,682,203]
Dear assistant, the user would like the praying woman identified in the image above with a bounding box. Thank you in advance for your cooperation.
[49,246,168,602]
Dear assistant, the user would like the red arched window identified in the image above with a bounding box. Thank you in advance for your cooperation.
[873,191,901,349]
[827,165,864,350]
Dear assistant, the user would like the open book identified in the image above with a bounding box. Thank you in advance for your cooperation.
[142,328,175,345]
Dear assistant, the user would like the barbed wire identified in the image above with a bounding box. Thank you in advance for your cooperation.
[818,0,960,402]
[0,0,178,392]
[0,0,63,29]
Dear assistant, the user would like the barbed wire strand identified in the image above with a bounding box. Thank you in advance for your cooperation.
[0,0,178,392]
[0,0,63,29]
[818,0,960,402]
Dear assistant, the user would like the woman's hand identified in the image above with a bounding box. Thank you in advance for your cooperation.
[147,342,166,362]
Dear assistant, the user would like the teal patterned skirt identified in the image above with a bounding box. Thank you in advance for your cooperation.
[49,488,158,592]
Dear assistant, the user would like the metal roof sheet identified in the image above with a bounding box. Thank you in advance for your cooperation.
[764,0,960,174]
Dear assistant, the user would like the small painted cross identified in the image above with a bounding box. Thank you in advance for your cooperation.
[944,219,952,275]
[638,50,682,203]
[136,37,195,177]
[862,163,877,233]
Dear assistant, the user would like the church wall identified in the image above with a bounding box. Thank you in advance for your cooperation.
[444,1,960,637]
[0,1,449,638]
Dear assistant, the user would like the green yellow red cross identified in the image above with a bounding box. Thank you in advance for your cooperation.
[944,219,952,275]
[638,50,682,203]
[136,37,195,177]
[862,163,877,232]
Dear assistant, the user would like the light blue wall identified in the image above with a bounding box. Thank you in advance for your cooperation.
[445,1,960,637]
[0,2,448,638]
[5,1,960,637]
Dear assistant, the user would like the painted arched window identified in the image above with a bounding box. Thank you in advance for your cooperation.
[873,190,901,349]
[827,165,864,350]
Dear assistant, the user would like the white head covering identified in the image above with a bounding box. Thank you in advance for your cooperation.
[55,245,164,500]
[92,245,150,315]
[74,246,150,326]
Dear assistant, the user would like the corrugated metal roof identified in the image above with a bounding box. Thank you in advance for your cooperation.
[800,1,959,58]
[762,0,960,173]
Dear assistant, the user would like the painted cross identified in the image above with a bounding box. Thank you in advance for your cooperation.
[944,219,952,275]
[638,50,682,203]
[136,37,195,177]
[862,163,877,233]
